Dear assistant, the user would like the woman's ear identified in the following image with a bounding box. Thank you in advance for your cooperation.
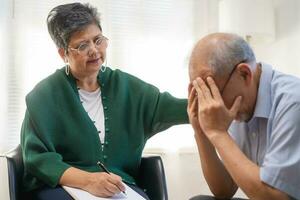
[58,48,67,63]
[237,63,252,85]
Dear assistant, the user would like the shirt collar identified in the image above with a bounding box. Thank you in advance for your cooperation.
[250,62,273,121]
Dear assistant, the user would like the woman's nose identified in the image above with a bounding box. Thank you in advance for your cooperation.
[88,44,99,56]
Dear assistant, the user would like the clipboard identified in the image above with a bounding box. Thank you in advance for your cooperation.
[63,184,146,200]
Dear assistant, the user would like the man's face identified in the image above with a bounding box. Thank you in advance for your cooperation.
[189,63,252,122]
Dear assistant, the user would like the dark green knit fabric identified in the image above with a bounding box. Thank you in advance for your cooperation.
[21,66,188,192]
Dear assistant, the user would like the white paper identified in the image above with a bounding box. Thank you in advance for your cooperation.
[62,184,146,200]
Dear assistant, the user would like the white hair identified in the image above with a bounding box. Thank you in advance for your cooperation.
[208,34,256,76]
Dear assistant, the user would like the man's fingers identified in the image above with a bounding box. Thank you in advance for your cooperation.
[196,77,213,99]
[188,83,193,96]
[188,86,196,102]
[206,77,222,100]
[230,96,242,116]
[193,79,205,102]
[188,93,198,116]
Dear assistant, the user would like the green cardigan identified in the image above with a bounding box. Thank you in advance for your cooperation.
[21,66,188,192]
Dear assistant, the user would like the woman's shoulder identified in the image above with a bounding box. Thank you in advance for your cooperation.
[106,66,152,86]
[103,67,160,98]
[26,67,66,98]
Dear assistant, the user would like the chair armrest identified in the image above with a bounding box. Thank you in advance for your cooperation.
[137,155,168,200]
[5,145,23,200]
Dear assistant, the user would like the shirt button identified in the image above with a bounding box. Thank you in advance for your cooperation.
[105,128,110,132]
[102,83,105,87]
[102,96,107,100]
[103,155,108,159]
[104,106,108,110]
[105,117,109,121]
[105,141,109,145]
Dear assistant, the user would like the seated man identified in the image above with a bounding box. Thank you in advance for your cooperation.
[188,33,300,200]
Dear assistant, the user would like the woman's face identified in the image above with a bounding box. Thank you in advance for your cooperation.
[61,23,107,78]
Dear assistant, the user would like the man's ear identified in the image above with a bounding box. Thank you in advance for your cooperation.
[58,48,67,62]
[236,63,252,85]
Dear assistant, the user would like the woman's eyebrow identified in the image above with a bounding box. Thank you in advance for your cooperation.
[73,34,103,45]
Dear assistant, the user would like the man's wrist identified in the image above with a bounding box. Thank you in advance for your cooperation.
[206,130,229,146]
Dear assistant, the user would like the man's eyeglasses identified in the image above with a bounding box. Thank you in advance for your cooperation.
[220,60,246,95]
[68,36,108,56]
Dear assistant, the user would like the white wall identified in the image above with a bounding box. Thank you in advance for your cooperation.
[255,0,300,75]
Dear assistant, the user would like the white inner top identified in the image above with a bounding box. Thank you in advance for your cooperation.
[78,87,105,144]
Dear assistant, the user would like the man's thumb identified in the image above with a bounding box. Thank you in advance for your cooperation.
[230,96,242,116]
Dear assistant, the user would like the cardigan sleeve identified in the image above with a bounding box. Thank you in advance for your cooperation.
[21,110,71,188]
[142,84,189,138]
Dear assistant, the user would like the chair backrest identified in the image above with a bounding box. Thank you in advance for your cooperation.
[138,156,169,200]
[6,145,23,200]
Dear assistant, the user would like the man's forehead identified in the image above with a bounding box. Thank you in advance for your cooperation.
[189,65,214,82]
[189,65,223,90]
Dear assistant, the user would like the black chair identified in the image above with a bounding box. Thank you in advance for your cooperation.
[137,156,168,200]
[189,195,248,200]
[4,145,168,200]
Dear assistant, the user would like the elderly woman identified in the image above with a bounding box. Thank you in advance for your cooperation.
[21,2,188,200]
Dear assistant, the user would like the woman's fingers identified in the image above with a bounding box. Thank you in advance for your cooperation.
[104,182,119,196]
[91,172,126,197]
[108,173,126,193]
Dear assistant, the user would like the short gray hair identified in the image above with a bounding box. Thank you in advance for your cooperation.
[208,34,256,76]
[47,3,102,50]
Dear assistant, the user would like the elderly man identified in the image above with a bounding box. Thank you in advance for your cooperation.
[188,33,300,200]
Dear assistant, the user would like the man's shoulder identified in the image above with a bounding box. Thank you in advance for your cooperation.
[271,71,300,106]
[268,70,300,130]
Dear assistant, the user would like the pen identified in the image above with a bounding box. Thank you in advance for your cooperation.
[97,161,127,195]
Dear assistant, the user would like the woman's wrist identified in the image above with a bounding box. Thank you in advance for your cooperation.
[60,167,94,189]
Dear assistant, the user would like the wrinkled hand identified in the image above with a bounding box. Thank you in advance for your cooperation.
[188,83,203,134]
[192,77,242,140]
[84,172,125,197]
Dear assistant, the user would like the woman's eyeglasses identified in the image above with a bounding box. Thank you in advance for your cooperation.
[68,36,108,56]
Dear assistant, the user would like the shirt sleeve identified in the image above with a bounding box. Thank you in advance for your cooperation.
[21,110,71,188]
[260,102,300,199]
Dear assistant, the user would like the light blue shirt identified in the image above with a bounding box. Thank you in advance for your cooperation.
[229,63,300,200]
